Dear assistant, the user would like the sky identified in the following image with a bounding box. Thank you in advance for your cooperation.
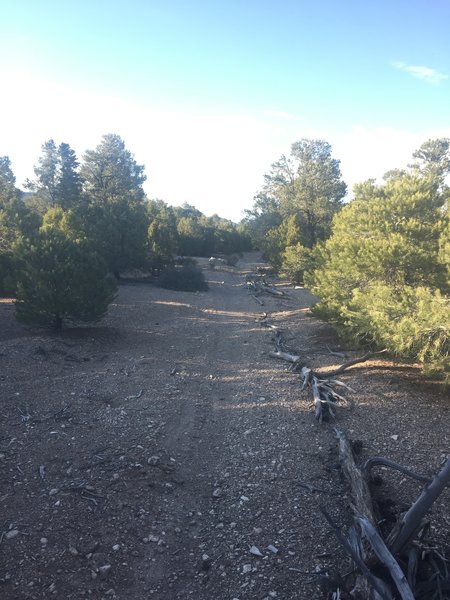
[0,0,449,222]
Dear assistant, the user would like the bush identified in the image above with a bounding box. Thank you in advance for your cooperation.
[159,264,208,292]
[15,228,117,330]
[225,254,239,266]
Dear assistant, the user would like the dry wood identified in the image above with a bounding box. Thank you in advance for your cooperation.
[250,294,264,306]
[362,457,432,484]
[334,428,376,526]
[269,350,300,363]
[358,517,415,600]
[320,508,392,600]
[324,349,388,377]
[389,455,450,556]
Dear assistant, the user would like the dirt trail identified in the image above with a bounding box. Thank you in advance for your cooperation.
[0,253,449,600]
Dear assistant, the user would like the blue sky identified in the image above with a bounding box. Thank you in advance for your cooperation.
[1,0,449,220]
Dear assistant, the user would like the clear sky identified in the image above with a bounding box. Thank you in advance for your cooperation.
[1,0,449,221]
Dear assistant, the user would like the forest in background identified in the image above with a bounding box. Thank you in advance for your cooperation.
[0,134,448,381]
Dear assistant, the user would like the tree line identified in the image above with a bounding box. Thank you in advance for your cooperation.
[244,138,449,383]
[0,134,250,328]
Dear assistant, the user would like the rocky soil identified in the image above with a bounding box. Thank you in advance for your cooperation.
[0,253,449,600]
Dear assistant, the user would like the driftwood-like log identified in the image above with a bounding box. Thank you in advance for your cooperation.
[335,429,376,526]
[260,284,284,297]
[269,350,300,363]
[358,517,415,600]
[389,455,450,555]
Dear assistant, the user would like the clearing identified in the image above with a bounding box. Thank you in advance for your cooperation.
[0,253,448,599]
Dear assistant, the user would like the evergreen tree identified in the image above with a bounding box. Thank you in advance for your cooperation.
[25,140,82,209]
[309,154,449,380]
[147,200,179,273]
[15,208,117,330]
[80,134,148,277]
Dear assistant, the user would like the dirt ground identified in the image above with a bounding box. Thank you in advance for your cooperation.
[0,252,449,600]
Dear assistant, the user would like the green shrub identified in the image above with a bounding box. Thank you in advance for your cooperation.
[225,254,239,266]
[15,228,117,330]
[159,264,208,292]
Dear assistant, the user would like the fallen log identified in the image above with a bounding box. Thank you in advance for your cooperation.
[329,432,450,598]
[269,350,300,363]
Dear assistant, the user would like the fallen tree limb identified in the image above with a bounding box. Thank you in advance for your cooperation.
[358,517,415,600]
[320,508,392,600]
[362,457,432,485]
[389,455,450,556]
[269,350,300,363]
[325,349,389,377]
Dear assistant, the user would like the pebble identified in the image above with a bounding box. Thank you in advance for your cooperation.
[249,545,263,557]
[49,488,59,496]
[98,564,111,576]
[112,544,120,552]
[240,495,249,502]
[242,564,252,574]
[267,545,278,554]
[148,456,160,466]
[212,488,222,498]
[40,538,48,546]
[5,530,19,539]
[69,546,78,556]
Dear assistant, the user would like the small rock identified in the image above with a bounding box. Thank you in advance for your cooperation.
[212,488,222,498]
[99,564,111,576]
[49,488,59,496]
[40,537,48,546]
[267,545,278,554]
[148,534,159,543]
[68,546,79,556]
[391,435,399,441]
[201,553,211,571]
[112,544,120,552]
[252,527,263,535]
[242,564,252,574]
[249,545,263,557]
[5,529,19,539]
[240,495,249,502]
[147,455,160,466]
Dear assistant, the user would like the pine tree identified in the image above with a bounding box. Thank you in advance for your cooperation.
[15,208,117,329]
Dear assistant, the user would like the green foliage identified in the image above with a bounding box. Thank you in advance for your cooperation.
[158,264,208,292]
[263,139,347,248]
[244,139,346,271]
[224,254,239,266]
[147,200,178,271]
[281,243,315,285]
[175,212,250,257]
[0,157,38,294]
[80,134,148,276]
[15,209,117,329]
[25,140,82,209]
[310,152,449,380]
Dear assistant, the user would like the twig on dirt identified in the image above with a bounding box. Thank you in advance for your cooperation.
[296,481,335,495]
[326,345,346,358]
[125,389,144,401]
